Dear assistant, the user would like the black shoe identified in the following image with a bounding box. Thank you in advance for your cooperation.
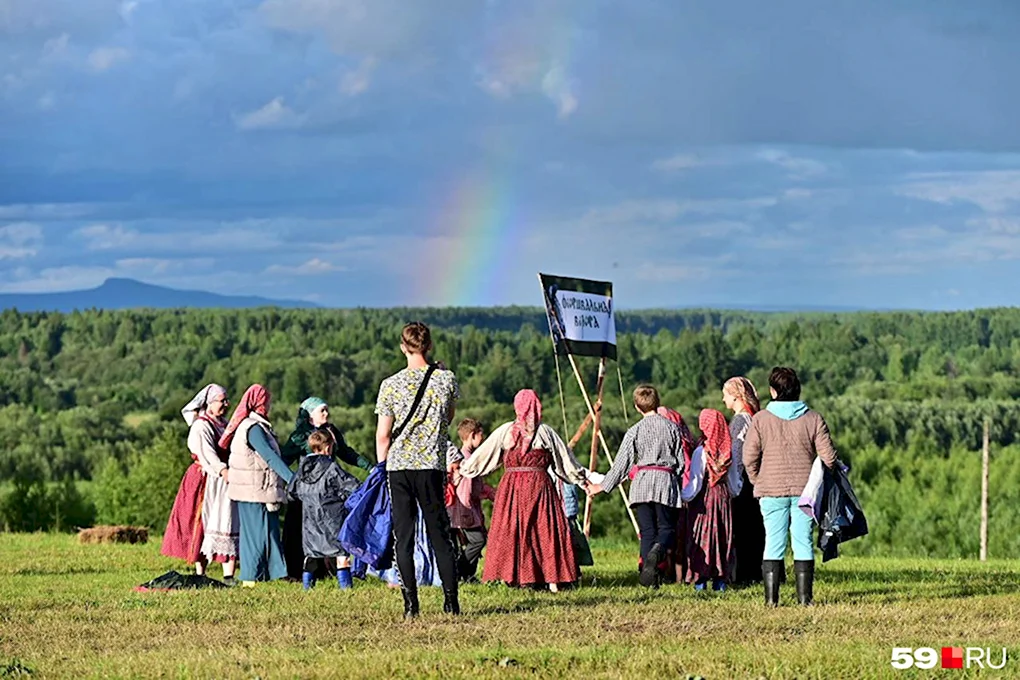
[402,589,420,620]
[640,544,663,588]
[443,588,461,615]
[762,560,783,606]
[794,560,814,606]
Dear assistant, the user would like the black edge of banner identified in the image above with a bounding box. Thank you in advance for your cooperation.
[561,340,618,361]
[538,273,614,298]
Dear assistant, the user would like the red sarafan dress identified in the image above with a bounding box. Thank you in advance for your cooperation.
[459,389,588,588]
[686,409,736,584]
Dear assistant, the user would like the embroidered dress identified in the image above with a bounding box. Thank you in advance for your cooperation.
[459,390,588,588]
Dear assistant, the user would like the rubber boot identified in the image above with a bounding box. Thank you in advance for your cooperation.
[762,560,783,606]
[302,572,315,591]
[794,560,814,606]
[336,568,353,590]
[402,588,420,620]
[443,587,461,615]
[640,543,663,588]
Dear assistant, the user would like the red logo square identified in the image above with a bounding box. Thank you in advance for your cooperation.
[942,647,964,669]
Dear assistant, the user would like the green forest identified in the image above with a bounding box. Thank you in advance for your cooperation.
[2,306,1019,559]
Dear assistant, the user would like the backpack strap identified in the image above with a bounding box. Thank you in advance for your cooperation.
[392,363,438,441]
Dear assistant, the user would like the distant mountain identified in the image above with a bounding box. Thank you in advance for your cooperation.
[0,278,316,312]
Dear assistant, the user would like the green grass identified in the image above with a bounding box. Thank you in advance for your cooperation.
[1,534,1019,679]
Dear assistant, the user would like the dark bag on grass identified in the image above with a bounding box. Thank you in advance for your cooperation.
[136,571,228,592]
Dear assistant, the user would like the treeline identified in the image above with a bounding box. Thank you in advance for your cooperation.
[1,306,1019,557]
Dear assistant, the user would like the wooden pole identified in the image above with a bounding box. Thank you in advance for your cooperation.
[981,418,990,562]
[563,351,640,536]
[536,273,638,536]
[569,412,594,449]
[582,357,608,537]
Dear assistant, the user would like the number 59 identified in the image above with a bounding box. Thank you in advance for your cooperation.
[891,648,937,670]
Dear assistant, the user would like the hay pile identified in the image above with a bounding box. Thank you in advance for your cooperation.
[78,526,150,545]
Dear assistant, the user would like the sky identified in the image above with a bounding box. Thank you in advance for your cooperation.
[2,0,1020,309]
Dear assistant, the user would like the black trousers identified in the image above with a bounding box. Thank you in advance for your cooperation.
[388,469,459,595]
[456,528,487,580]
[633,502,679,565]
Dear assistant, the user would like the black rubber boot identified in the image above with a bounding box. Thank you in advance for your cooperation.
[640,543,663,588]
[443,587,461,615]
[762,560,783,606]
[402,588,420,620]
[794,560,814,606]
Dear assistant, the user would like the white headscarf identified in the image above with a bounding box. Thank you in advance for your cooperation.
[181,384,227,426]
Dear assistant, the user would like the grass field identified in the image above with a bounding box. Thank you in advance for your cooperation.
[1,534,1019,679]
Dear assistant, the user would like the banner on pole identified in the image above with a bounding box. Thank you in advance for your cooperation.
[539,273,617,360]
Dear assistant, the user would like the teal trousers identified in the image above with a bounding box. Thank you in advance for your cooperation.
[759,496,814,561]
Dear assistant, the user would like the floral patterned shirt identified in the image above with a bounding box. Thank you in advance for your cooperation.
[376,366,459,471]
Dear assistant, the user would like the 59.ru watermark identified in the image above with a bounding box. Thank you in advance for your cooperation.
[891,647,1008,670]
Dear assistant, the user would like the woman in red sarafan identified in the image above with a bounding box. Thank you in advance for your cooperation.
[685,408,736,591]
[458,389,589,591]
[161,384,233,577]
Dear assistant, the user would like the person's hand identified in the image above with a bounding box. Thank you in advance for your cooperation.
[220,468,229,482]
[585,483,603,497]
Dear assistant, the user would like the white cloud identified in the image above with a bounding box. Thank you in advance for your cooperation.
[42,33,69,60]
[0,222,43,260]
[234,97,306,131]
[265,258,347,276]
[87,46,130,72]
[340,58,375,96]
[757,148,828,179]
[76,224,135,250]
[119,0,138,23]
[0,266,113,292]
[541,64,577,119]
[651,154,706,172]
[898,171,1020,213]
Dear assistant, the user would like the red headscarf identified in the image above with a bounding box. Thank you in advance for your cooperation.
[219,384,271,450]
[510,389,542,452]
[699,408,733,488]
[657,406,698,486]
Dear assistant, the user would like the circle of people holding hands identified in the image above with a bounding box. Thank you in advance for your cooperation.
[163,322,839,618]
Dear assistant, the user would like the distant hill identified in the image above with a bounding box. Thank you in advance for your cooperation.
[0,278,316,312]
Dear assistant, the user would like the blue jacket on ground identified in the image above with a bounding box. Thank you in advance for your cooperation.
[338,463,393,570]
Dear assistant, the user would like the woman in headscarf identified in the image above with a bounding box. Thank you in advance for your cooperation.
[656,406,696,584]
[222,384,294,585]
[685,409,736,591]
[723,376,766,585]
[459,389,588,592]
[282,397,372,578]
[161,384,237,581]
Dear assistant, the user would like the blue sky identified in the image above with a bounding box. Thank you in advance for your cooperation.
[2,0,1020,309]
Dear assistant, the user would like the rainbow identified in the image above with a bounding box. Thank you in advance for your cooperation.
[424,167,520,307]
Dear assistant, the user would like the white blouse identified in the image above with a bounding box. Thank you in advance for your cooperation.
[458,422,589,485]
